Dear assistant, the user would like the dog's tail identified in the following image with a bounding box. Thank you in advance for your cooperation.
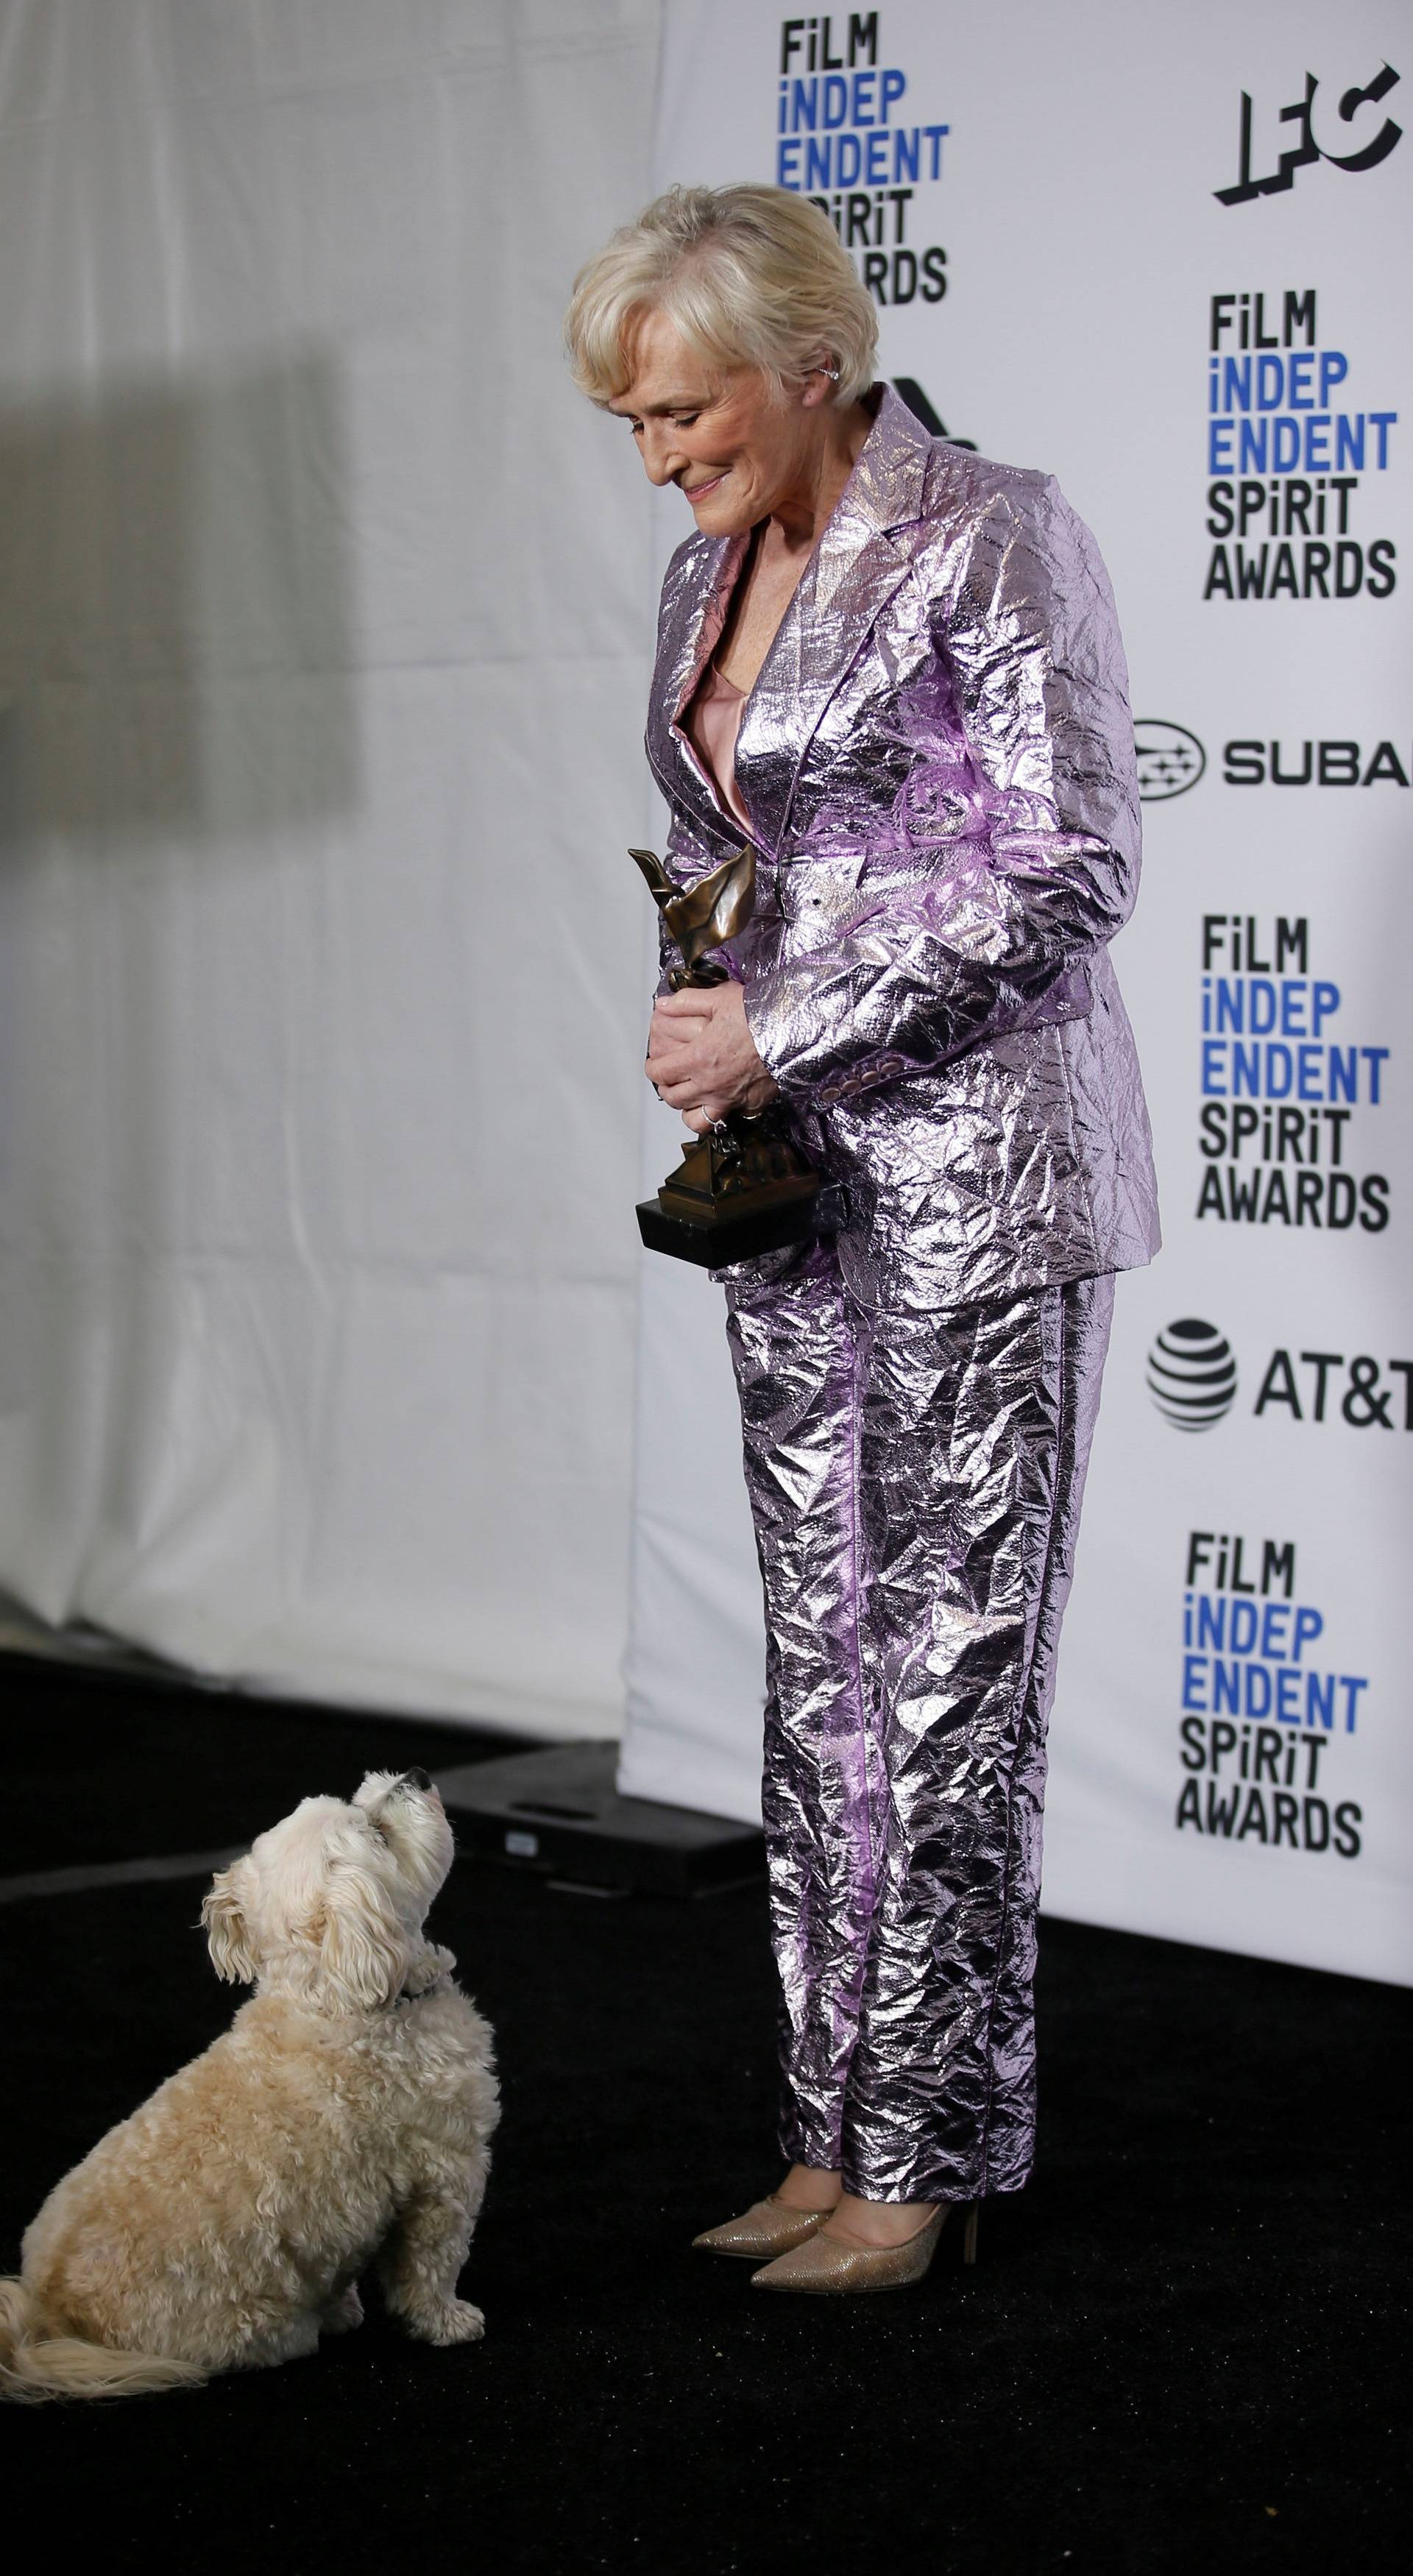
[0,2278,205,2405]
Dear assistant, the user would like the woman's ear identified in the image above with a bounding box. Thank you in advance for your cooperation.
[319,1867,408,2012]
[202,1866,256,1983]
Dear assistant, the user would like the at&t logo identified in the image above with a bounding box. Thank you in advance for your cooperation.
[1147,1319,1239,1429]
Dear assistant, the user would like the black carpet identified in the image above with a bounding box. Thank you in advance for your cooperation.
[1,1655,1406,2572]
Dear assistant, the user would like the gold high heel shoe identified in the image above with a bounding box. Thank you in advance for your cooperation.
[693,2195,835,2260]
[750,2200,978,2293]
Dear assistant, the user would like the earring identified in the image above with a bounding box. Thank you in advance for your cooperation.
[818,365,841,381]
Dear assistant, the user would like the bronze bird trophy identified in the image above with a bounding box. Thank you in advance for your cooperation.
[630,842,824,1266]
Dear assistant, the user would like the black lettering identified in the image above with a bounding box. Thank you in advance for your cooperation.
[1283,479,1313,536]
[1274,917,1308,971]
[861,250,888,298]
[1261,1540,1295,1598]
[1272,1791,1300,1847]
[1328,1171,1358,1228]
[890,248,918,305]
[1333,1802,1362,1859]
[1362,740,1410,786]
[1299,1349,1344,1423]
[1367,538,1397,598]
[1206,482,1235,539]
[847,12,878,66]
[1253,1726,1283,1783]
[1359,1173,1390,1231]
[1196,1166,1226,1219]
[1303,1797,1330,1850]
[1223,740,1265,784]
[1205,1781,1240,1836]
[1180,1717,1207,1770]
[1303,542,1331,598]
[1236,1786,1269,1841]
[1254,1349,1302,1418]
[1317,740,1360,784]
[1200,1103,1228,1157]
[919,245,947,302]
[1271,740,1312,785]
[1283,289,1316,346]
[1335,540,1364,595]
[1176,1778,1203,1831]
[1269,542,1299,598]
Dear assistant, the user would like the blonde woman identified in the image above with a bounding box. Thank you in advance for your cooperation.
[564,188,1158,2294]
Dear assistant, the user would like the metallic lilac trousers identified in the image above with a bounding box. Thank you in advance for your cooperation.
[724,1248,1114,2204]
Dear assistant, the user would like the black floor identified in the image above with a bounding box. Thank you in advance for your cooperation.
[1,1657,1407,2572]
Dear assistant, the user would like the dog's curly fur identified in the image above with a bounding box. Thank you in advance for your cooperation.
[0,1771,498,2402]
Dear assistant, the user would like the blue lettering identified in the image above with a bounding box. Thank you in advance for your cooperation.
[1328,1046,1357,1103]
[1292,1607,1324,1663]
[1320,351,1348,405]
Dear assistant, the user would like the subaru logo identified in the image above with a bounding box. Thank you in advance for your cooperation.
[1136,720,1207,802]
[1147,1318,1239,1429]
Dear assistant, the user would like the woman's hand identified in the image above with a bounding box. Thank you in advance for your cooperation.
[646,981,779,1133]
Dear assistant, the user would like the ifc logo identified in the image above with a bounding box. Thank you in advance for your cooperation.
[1136,720,1206,802]
[1147,1318,1239,1430]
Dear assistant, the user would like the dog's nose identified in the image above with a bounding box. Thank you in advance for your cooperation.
[403,1767,433,1793]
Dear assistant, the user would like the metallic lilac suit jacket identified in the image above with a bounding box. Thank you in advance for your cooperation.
[645,386,1161,1309]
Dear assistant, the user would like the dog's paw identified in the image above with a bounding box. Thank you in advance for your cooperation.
[322,2283,364,2335]
[416,2299,485,2346]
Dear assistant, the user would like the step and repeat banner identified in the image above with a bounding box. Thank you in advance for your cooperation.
[621,0,1412,1983]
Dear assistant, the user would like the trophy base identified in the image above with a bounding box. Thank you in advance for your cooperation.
[637,1189,824,1267]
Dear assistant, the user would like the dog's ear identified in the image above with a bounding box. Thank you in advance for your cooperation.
[202,1866,256,1984]
[319,1867,408,2012]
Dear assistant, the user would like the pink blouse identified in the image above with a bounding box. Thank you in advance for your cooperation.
[682,660,751,831]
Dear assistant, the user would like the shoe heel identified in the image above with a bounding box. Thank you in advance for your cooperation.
[962,2204,979,2268]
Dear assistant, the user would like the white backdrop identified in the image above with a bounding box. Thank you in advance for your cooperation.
[621,0,1413,1984]
[0,0,663,1735]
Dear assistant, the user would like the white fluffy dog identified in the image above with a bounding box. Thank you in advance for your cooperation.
[0,1768,498,2402]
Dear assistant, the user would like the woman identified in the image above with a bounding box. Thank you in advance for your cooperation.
[564,186,1158,2293]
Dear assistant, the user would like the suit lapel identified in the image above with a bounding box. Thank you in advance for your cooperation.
[646,388,938,863]
[646,530,749,852]
[735,387,934,854]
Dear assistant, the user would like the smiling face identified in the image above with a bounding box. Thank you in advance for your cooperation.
[608,305,832,538]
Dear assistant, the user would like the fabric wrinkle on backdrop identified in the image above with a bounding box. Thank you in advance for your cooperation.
[0,0,660,1737]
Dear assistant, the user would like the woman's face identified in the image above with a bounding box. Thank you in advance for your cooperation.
[608,308,825,537]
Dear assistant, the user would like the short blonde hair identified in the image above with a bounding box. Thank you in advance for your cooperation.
[564,183,878,409]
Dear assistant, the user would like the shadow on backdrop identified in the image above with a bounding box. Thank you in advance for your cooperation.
[0,347,357,854]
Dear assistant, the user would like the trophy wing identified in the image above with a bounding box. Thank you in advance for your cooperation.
[664,845,756,970]
[628,846,677,910]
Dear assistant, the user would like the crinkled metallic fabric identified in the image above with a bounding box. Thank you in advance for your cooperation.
[642,389,1154,2197]
[727,1257,1112,2201]
[645,386,1160,1303]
